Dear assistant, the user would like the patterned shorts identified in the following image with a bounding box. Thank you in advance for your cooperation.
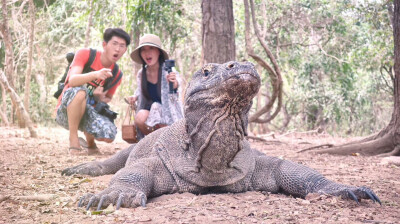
[145,102,163,127]
[55,86,117,140]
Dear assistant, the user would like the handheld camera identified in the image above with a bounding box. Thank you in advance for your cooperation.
[164,60,176,94]
[95,102,118,123]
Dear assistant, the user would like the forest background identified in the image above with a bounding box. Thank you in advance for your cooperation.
[1,1,400,223]
[0,0,394,137]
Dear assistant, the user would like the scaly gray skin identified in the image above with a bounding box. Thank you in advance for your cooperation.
[62,61,380,210]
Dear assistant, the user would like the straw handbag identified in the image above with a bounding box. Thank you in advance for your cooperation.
[121,101,138,144]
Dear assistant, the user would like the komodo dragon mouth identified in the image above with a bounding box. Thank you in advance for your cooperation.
[224,72,260,102]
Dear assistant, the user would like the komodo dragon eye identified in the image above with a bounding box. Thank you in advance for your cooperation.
[203,69,209,77]
[202,64,213,77]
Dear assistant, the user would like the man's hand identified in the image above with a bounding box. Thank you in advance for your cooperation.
[94,68,113,81]
[68,66,112,87]
[93,86,111,103]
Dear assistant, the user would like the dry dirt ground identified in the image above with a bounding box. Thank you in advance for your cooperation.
[0,126,399,224]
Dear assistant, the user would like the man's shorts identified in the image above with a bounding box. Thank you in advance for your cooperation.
[55,86,117,140]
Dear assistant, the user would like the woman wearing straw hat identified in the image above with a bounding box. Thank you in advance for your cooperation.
[127,34,183,139]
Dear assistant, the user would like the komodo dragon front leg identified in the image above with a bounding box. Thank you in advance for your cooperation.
[77,156,179,210]
[62,144,135,176]
[249,155,381,204]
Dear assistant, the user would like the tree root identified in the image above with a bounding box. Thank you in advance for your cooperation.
[297,144,334,153]
[304,133,395,156]
[379,145,400,157]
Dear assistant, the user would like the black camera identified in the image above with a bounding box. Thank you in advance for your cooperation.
[164,60,175,73]
[164,60,176,94]
[95,102,118,122]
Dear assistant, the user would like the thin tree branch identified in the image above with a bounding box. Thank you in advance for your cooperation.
[244,0,283,123]
[0,70,37,137]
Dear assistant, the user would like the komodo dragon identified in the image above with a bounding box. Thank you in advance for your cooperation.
[62,61,380,210]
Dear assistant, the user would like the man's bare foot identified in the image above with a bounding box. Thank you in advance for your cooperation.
[78,137,100,155]
[79,137,98,149]
[83,132,98,149]
[68,147,88,156]
[88,147,102,155]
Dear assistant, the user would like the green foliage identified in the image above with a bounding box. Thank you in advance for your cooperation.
[124,0,188,50]
[238,0,393,136]
[0,0,395,137]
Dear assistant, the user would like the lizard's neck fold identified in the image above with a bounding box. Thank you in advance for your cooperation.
[186,105,245,172]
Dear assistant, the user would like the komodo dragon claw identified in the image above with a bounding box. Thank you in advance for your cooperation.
[347,190,359,204]
[354,186,381,204]
[321,186,381,205]
[78,188,148,210]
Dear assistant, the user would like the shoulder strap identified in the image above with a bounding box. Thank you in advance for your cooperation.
[103,63,123,91]
[64,48,96,86]
[82,48,96,73]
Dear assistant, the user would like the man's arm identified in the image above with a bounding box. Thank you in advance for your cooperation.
[67,49,113,87]
[68,67,113,87]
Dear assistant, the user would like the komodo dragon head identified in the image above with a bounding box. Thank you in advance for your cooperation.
[183,61,260,176]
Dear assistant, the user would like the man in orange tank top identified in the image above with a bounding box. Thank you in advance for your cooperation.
[55,28,130,155]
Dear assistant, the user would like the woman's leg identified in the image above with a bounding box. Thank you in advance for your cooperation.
[135,109,152,135]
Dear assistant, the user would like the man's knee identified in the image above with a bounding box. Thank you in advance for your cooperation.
[67,90,86,111]
[74,90,87,102]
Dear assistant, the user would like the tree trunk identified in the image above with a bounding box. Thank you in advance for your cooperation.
[0,71,37,138]
[84,0,94,48]
[0,110,9,126]
[312,1,400,156]
[1,0,25,127]
[0,82,9,126]
[24,0,35,114]
[201,0,235,64]
[1,0,15,88]
[34,72,46,106]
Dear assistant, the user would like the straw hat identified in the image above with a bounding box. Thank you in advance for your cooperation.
[130,34,169,64]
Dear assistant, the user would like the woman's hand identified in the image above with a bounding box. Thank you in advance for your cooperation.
[126,96,138,107]
[166,72,179,89]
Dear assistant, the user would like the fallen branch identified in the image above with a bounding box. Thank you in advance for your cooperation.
[258,132,276,139]
[264,198,292,203]
[246,135,268,142]
[297,144,334,153]
[0,195,10,202]
[279,128,322,137]
[13,194,57,201]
